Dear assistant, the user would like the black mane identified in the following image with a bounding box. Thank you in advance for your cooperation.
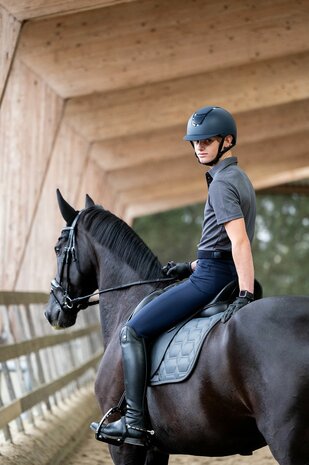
[81,206,163,279]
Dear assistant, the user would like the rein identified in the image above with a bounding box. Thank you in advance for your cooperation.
[50,211,176,312]
[66,276,176,308]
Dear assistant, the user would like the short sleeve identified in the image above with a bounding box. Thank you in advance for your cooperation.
[209,180,243,225]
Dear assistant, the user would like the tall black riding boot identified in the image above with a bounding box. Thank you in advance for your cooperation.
[96,325,152,446]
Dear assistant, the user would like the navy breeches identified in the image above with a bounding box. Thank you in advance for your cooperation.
[128,258,237,339]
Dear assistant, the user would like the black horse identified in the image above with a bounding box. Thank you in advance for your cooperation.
[45,190,309,465]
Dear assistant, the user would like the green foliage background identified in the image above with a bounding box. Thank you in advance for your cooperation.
[133,194,309,297]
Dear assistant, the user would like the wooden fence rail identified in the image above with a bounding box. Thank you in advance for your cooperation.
[0,291,103,443]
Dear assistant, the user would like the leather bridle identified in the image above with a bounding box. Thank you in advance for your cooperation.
[50,211,175,313]
[50,212,82,312]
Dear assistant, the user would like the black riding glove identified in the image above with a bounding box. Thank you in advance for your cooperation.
[162,261,192,280]
[221,295,253,324]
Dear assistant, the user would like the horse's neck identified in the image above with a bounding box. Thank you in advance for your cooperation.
[96,246,158,344]
[100,286,153,345]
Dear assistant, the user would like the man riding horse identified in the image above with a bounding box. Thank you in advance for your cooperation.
[92,106,256,446]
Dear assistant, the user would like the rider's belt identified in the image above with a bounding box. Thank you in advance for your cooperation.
[197,250,233,260]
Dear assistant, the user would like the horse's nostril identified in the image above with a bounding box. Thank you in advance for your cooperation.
[55,309,61,322]
[44,308,60,325]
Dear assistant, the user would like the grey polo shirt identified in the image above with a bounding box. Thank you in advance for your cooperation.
[198,157,256,252]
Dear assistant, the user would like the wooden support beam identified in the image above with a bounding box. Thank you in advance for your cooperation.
[115,178,207,207]
[248,158,309,191]
[123,192,206,225]
[90,99,309,171]
[90,125,186,171]
[0,59,64,290]
[15,121,90,291]
[106,155,200,192]
[114,178,207,221]
[75,158,118,212]
[110,131,309,219]
[98,130,307,192]
[0,0,135,21]
[17,0,309,97]
[237,99,309,145]
[259,183,309,195]
[123,163,309,222]
[121,157,309,220]
[0,6,21,100]
[64,51,309,141]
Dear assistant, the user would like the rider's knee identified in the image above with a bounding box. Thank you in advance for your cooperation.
[120,324,141,343]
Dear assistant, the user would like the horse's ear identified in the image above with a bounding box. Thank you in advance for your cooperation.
[56,189,78,225]
[85,194,95,208]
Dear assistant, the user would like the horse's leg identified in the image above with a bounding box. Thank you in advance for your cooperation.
[254,353,309,465]
[262,423,309,465]
[108,445,169,465]
[257,405,309,465]
[145,450,169,465]
[109,444,148,465]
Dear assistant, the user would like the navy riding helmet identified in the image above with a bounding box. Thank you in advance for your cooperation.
[184,106,237,165]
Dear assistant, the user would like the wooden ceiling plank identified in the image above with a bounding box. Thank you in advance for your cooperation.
[106,155,200,191]
[114,179,207,217]
[122,153,309,221]
[0,0,136,21]
[90,126,186,171]
[97,130,309,193]
[123,192,207,225]
[64,51,309,141]
[17,0,309,97]
[99,130,309,218]
[90,99,309,171]
[248,157,309,190]
[116,152,309,215]
[116,178,206,204]
[237,99,309,146]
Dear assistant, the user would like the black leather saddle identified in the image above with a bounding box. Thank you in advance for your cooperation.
[198,278,263,317]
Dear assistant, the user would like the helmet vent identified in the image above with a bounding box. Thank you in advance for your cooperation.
[192,113,206,126]
[192,108,214,126]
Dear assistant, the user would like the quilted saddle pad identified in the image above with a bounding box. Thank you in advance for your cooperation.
[149,312,222,386]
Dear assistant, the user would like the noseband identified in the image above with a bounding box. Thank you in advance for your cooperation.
[50,211,175,313]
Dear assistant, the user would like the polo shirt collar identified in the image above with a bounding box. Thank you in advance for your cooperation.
[205,156,238,186]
